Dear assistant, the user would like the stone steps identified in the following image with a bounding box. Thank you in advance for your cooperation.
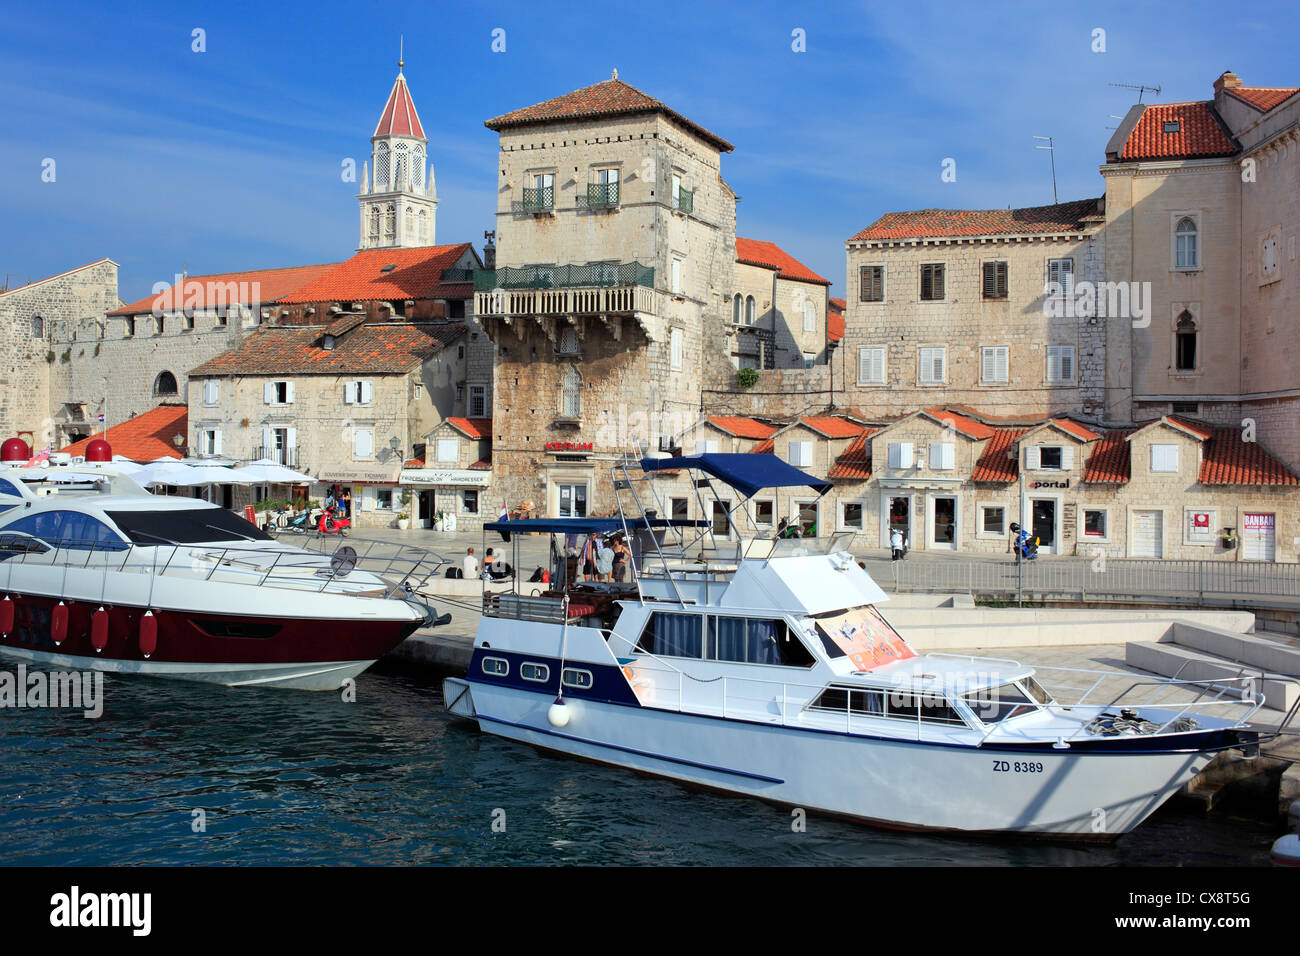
[1170,620,1300,676]
[1126,641,1298,711]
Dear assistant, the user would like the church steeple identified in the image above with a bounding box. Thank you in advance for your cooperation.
[358,54,438,250]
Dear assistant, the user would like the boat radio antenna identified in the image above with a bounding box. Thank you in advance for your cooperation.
[1109,81,1162,103]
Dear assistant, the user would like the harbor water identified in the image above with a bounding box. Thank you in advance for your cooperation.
[0,665,1281,866]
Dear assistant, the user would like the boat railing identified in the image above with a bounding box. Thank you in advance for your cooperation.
[0,534,449,599]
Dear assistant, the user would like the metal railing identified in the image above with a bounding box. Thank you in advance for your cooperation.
[475,284,659,318]
[474,262,654,291]
[586,182,619,208]
[860,556,1300,605]
[252,445,299,468]
[674,187,694,214]
[521,185,554,212]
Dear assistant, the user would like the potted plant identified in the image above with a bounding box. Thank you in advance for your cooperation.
[434,509,447,532]
[396,511,410,530]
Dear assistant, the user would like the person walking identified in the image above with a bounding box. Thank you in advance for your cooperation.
[890,527,904,561]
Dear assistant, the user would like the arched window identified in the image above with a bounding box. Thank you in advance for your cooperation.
[561,367,581,418]
[732,294,742,324]
[393,142,410,191]
[1175,310,1197,371]
[155,315,165,335]
[558,326,579,355]
[745,295,756,325]
[154,371,178,396]
[368,206,380,241]
[375,143,390,190]
[1175,217,1198,269]
[418,209,429,242]
[404,206,415,240]
[803,299,816,333]
[384,204,396,242]
[31,315,45,337]
[412,145,425,190]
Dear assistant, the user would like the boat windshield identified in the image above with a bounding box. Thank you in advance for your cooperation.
[106,509,273,545]
[961,682,1039,723]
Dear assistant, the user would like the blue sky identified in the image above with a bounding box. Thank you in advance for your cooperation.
[1,0,1293,302]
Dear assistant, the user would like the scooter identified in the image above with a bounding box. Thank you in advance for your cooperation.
[286,510,315,534]
[317,507,351,536]
[1010,523,1039,560]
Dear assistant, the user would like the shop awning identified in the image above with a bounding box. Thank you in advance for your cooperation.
[638,453,832,498]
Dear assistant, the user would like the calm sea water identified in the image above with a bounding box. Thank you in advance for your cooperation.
[0,664,1279,866]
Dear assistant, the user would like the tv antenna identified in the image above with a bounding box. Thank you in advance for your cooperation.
[1109,81,1162,103]
[1105,114,1124,131]
[1032,135,1058,205]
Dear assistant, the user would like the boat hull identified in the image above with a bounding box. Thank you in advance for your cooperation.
[463,681,1230,840]
[0,594,421,690]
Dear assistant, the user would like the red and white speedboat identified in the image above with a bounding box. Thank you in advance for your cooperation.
[0,439,446,690]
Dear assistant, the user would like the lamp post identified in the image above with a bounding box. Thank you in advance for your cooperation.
[1009,445,1023,607]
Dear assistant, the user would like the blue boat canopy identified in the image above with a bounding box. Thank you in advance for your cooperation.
[638,453,832,498]
[483,517,709,535]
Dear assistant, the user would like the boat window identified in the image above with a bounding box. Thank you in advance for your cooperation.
[962,683,1035,723]
[3,511,129,552]
[481,657,508,676]
[521,663,549,683]
[1019,676,1053,705]
[107,508,272,544]
[0,533,52,559]
[886,691,965,725]
[809,686,884,716]
[562,668,593,689]
[636,612,703,659]
[810,686,964,725]
[0,478,22,497]
[707,616,814,667]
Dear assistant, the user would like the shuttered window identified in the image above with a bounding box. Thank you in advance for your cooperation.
[919,346,946,384]
[859,266,884,302]
[929,442,955,470]
[353,428,373,460]
[788,441,812,467]
[982,261,1008,299]
[1047,258,1073,296]
[1046,345,1074,384]
[920,263,945,301]
[858,347,885,384]
[888,442,914,469]
[1150,444,1179,473]
[981,346,1009,383]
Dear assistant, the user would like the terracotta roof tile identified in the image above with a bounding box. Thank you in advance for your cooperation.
[1199,427,1299,485]
[800,416,865,439]
[59,404,187,462]
[1118,102,1237,161]
[706,416,778,439]
[827,311,845,343]
[189,322,464,376]
[751,437,774,455]
[971,427,1027,483]
[373,72,425,138]
[828,428,874,480]
[279,245,474,304]
[1049,418,1101,442]
[922,407,996,440]
[851,198,1101,242]
[1165,415,1215,441]
[469,456,492,471]
[446,417,493,440]
[485,77,733,152]
[109,263,340,316]
[1226,86,1299,112]
[1081,430,1134,484]
[828,297,846,313]
[735,237,831,285]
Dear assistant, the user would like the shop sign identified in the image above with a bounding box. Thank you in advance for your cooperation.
[545,441,593,452]
[1030,479,1069,489]
[318,471,398,483]
[400,468,491,487]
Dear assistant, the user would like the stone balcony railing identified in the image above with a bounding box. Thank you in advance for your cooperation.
[475,284,660,318]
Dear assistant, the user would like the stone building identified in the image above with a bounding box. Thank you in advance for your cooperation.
[400,416,493,529]
[187,317,468,527]
[474,73,739,517]
[840,199,1107,419]
[1101,71,1300,471]
[0,259,119,448]
[731,237,832,370]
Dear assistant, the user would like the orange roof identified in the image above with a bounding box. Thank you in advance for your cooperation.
[921,407,995,440]
[828,297,846,313]
[190,322,464,376]
[851,199,1101,242]
[1165,415,1214,441]
[278,244,474,304]
[735,238,831,285]
[828,429,873,481]
[109,262,340,316]
[971,428,1027,483]
[446,417,493,440]
[706,416,777,440]
[800,416,866,439]
[373,71,426,138]
[485,77,733,152]
[751,437,774,455]
[59,404,187,462]
[1049,418,1101,442]
[1199,427,1299,485]
[1081,430,1134,484]
[827,311,845,343]
[1226,86,1299,112]
[1117,102,1236,161]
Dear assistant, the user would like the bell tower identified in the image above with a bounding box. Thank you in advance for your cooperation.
[358,54,438,249]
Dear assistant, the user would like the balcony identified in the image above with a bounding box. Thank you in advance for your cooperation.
[520,185,554,214]
[254,445,300,468]
[476,284,659,319]
[586,182,619,209]
[674,187,694,215]
[474,262,653,291]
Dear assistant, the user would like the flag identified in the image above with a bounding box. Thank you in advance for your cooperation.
[97,413,105,423]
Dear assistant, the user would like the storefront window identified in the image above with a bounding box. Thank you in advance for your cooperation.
[980,506,1004,535]
[462,489,479,514]
[377,489,394,510]
[1084,509,1106,537]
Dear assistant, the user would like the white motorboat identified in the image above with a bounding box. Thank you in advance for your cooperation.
[444,453,1291,839]
[0,438,447,690]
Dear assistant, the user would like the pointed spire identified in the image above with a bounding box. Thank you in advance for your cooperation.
[361,160,370,193]
[373,68,426,139]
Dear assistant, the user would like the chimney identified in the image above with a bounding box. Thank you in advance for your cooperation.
[1214,71,1242,95]
[483,242,496,270]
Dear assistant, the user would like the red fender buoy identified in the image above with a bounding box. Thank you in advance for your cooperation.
[51,601,69,645]
[139,610,157,658]
[91,607,109,652]
[0,595,13,636]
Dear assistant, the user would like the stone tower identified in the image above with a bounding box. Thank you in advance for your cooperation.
[358,61,438,250]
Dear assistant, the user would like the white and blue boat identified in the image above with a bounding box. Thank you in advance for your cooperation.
[445,454,1285,839]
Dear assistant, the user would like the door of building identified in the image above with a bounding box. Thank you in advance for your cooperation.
[1242,513,1276,561]
[418,490,433,527]
[931,497,957,550]
[1031,499,1056,555]
[886,495,911,549]
[1131,509,1163,558]
[558,483,587,518]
